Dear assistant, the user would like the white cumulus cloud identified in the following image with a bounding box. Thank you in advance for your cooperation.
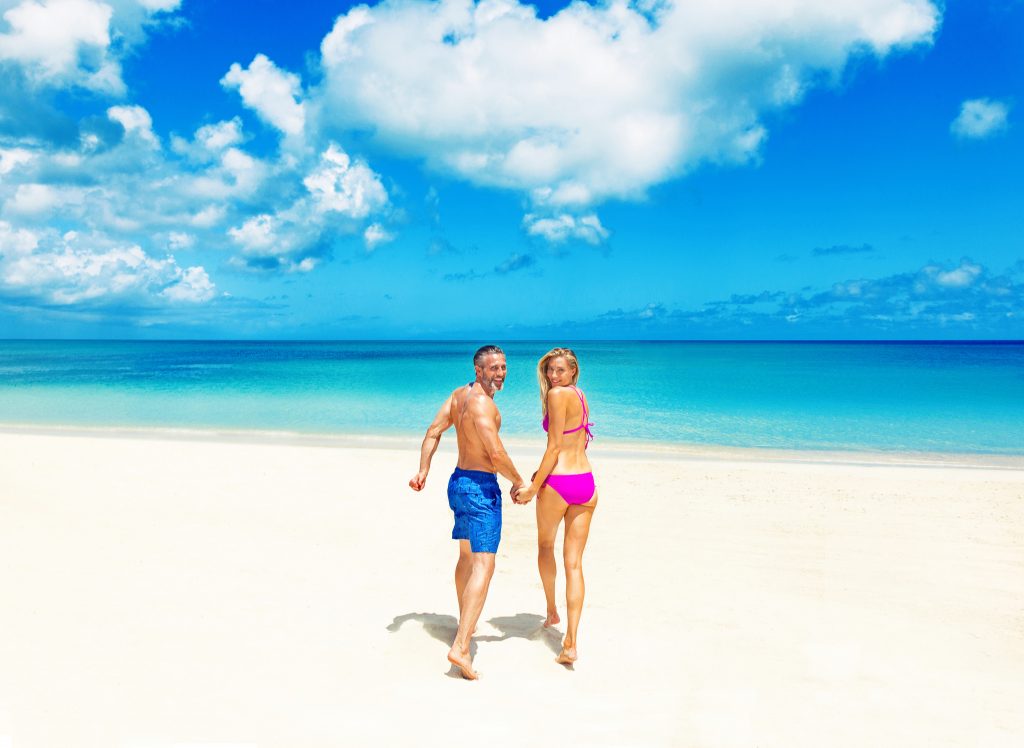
[951,98,1010,139]
[228,213,277,253]
[171,118,249,167]
[6,183,62,214]
[0,0,182,94]
[160,264,214,302]
[0,146,35,174]
[303,143,389,218]
[926,260,983,289]
[167,231,194,249]
[0,0,118,91]
[0,228,214,305]
[221,53,306,136]
[225,210,320,273]
[363,222,394,250]
[195,118,244,152]
[136,0,179,11]
[524,212,609,245]
[187,146,268,200]
[217,143,391,272]
[189,204,227,228]
[0,219,39,255]
[317,0,940,225]
[107,104,159,146]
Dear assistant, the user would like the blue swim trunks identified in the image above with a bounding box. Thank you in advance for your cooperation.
[447,467,502,553]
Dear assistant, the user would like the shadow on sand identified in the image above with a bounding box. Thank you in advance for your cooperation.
[387,612,470,678]
[487,612,564,656]
[387,611,570,676]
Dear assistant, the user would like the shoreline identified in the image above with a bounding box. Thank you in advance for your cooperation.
[1,421,1022,470]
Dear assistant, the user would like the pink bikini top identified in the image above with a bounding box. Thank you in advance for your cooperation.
[542,385,594,447]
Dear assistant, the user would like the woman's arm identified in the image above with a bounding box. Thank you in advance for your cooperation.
[516,388,569,503]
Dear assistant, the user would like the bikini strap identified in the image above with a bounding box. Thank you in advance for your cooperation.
[564,386,595,445]
[573,385,587,421]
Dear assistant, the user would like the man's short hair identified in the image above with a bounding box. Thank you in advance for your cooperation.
[473,344,504,366]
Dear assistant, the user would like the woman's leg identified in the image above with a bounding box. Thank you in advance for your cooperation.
[560,495,596,662]
[536,486,568,627]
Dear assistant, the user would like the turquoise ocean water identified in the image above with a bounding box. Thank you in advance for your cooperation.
[0,340,1022,454]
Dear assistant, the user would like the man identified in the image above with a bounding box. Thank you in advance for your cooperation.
[409,344,526,679]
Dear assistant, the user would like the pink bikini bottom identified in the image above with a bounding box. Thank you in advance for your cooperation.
[544,472,596,505]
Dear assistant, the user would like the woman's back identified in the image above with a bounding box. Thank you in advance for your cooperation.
[544,385,593,473]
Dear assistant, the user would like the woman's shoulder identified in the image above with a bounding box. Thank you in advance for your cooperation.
[546,385,578,403]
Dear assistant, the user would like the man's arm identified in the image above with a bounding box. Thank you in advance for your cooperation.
[409,393,455,491]
[471,398,525,491]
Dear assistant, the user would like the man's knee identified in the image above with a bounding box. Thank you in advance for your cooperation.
[472,552,496,574]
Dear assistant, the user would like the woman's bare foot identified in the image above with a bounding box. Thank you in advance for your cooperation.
[543,610,560,628]
[556,642,577,664]
[447,646,479,680]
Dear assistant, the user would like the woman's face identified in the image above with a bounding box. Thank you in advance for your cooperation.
[545,356,574,388]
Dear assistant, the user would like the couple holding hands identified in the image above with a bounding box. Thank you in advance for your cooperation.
[409,345,597,679]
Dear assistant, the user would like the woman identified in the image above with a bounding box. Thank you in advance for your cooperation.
[514,347,596,665]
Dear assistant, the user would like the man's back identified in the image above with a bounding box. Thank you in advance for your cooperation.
[451,382,501,472]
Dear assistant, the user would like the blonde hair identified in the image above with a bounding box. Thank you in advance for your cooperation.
[537,347,580,416]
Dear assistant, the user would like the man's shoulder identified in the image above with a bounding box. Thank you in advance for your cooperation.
[449,381,473,398]
[467,391,498,414]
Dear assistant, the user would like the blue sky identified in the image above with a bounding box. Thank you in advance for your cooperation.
[0,0,1021,339]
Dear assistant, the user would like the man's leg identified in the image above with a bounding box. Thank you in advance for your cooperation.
[455,539,472,617]
[447,551,495,679]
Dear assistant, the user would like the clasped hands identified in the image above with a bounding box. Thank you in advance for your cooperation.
[511,482,536,505]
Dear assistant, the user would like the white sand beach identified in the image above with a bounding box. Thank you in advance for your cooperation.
[1,430,1022,748]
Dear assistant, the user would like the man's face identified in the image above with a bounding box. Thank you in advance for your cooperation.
[476,353,507,394]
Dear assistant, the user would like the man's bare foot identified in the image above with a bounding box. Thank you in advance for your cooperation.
[447,647,479,680]
[556,643,577,664]
[543,610,560,628]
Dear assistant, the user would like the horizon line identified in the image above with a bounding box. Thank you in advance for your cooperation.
[2,338,1022,345]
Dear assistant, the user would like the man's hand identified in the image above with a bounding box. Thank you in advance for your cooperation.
[409,470,428,491]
